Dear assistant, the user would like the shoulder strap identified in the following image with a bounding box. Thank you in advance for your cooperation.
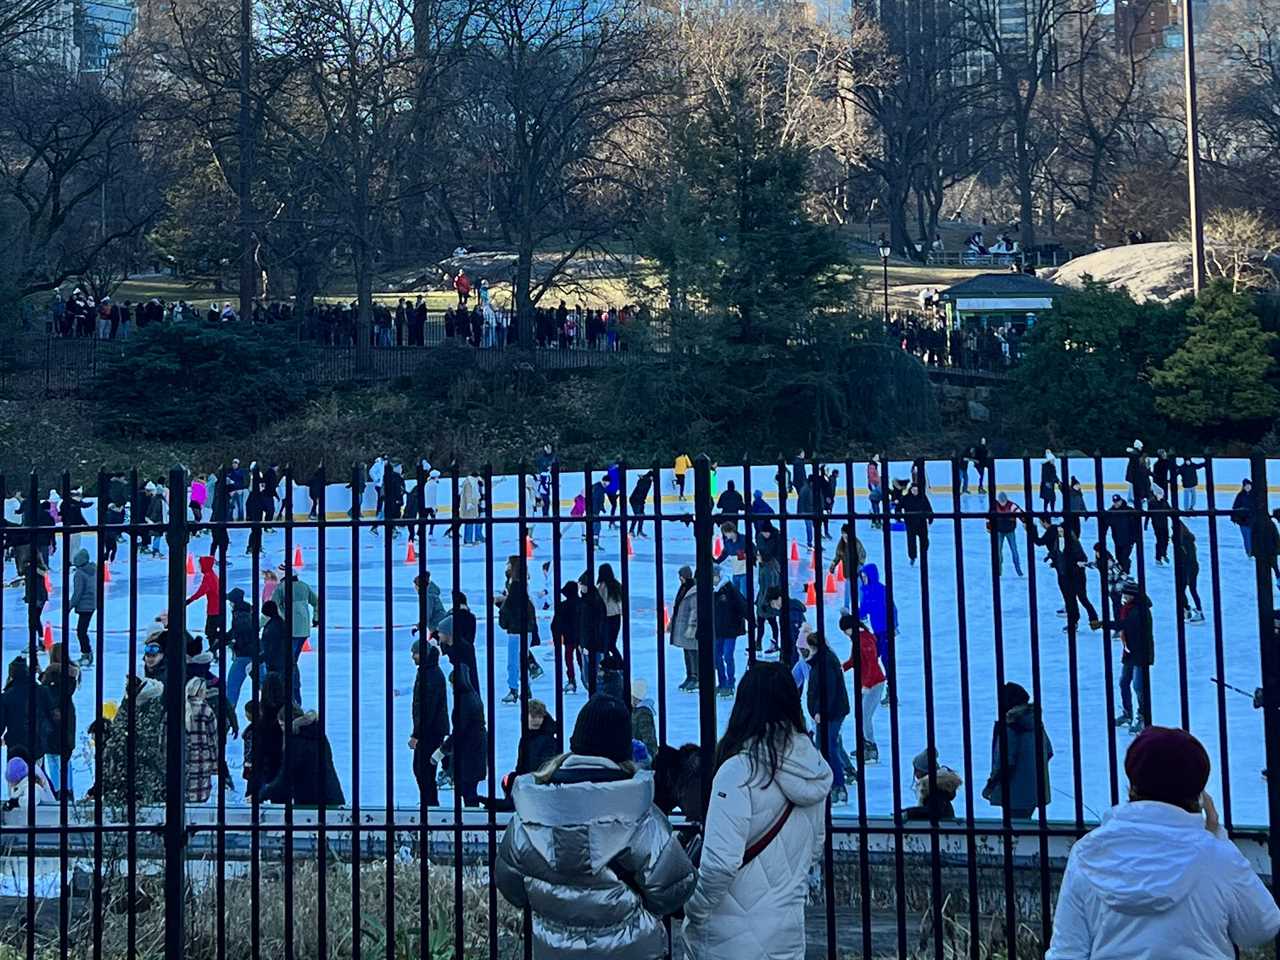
[742,801,795,867]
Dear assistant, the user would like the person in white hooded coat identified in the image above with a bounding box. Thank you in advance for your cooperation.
[1046,726,1280,960]
[682,661,833,960]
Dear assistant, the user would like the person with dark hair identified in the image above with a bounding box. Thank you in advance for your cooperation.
[1045,728,1280,958]
[243,673,286,797]
[982,682,1052,818]
[1104,494,1140,573]
[550,581,581,694]
[839,614,885,765]
[409,638,449,806]
[712,569,749,698]
[897,483,934,566]
[576,572,608,694]
[496,555,543,704]
[495,695,696,959]
[40,644,79,797]
[100,676,166,807]
[442,664,486,806]
[1113,581,1154,733]
[66,548,98,666]
[681,661,832,959]
[669,566,699,691]
[596,563,624,657]
[802,628,850,803]
[258,703,345,807]
[627,469,656,537]
[1174,521,1204,624]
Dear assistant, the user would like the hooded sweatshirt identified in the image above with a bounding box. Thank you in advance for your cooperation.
[682,731,833,960]
[187,555,222,617]
[1045,801,1280,959]
[68,549,98,613]
[859,564,897,639]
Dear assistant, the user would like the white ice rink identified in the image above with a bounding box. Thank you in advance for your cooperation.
[3,457,1274,828]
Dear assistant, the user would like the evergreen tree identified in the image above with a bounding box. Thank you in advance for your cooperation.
[1153,283,1280,433]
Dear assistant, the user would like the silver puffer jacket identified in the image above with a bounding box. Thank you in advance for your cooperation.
[495,754,697,960]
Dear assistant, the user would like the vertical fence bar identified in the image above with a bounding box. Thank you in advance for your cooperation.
[1250,453,1280,894]
[282,468,296,960]
[93,468,107,960]
[919,461,943,959]
[843,458,873,960]
[1091,454,1121,807]
[1203,457,1233,829]
[1059,455,1086,829]
[317,466,330,960]
[350,463,363,960]
[693,456,716,806]
[382,465,396,960]
[164,465,188,959]
[652,461,667,746]
[483,464,498,958]
[450,465,464,960]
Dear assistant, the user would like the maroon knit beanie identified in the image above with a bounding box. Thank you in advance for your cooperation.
[1124,726,1210,807]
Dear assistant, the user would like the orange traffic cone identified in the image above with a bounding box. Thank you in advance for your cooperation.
[293,545,304,568]
[525,534,535,559]
[713,535,722,555]
[42,622,53,652]
[302,638,313,653]
[44,572,52,593]
[790,540,800,562]
[405,539,416,564]
[663,604,670,629]
[626,536,635,558]
[186,553,195,575]
[825,572,838,594]
[804,581,818,606]
[835,564,845,582]
[102,561,111,583]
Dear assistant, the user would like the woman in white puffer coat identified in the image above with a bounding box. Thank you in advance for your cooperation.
[682,660,833,960]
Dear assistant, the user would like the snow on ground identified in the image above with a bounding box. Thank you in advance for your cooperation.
[1,457,1272,827]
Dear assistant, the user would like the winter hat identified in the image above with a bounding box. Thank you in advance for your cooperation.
[101,699,119,722]
[411,638,420,656]
[998,682,1030,714]
[677,565,693,581]
[1125,726,1210,807]
[1132,439,1144,451]
[1044,449,1054,461]
[226,587,246,605]
[569,695,633,765]
[912,746,939,777]
[631,678,649,702]
[5,757,27,786]
[997,492,1008,504]
[1121,579,1139,598]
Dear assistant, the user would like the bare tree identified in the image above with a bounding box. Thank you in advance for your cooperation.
[1186,208,1280,292]
[0,0,63,69]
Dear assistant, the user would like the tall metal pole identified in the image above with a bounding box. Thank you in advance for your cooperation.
[1182,0,1205,295]
[164,466,189,960]
[882,256,890,323]
[238,0,255,319]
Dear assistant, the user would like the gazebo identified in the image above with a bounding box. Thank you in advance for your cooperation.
[937,272,1065,331]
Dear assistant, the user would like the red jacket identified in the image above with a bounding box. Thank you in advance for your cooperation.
[842,626,885,689]
[186,556,222,616]
[454,273,471,296]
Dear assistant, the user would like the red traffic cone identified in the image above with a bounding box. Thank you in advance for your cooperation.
[186,553,195,575]
[44,571,52,593]
[405,539,416,564]
[835,564,845,582]
[626,536,635,558]
[42,622,53,652]
[790,540,800,561]
[825,572,838,594]
[293,545,304,568]
[713,535,722,555]
[302,638,313,653]
[102,561,111,583]
[663,604,670,629]
[525,534,535,559]
[804,581,817,606]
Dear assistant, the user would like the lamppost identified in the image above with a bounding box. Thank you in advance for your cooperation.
[878,234,892,325]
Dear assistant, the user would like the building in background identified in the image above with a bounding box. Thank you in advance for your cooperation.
[29,0,80,72]
[76,0,136,73]
[1114,0,1174,54]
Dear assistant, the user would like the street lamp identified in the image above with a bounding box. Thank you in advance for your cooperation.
[878,235,892,324]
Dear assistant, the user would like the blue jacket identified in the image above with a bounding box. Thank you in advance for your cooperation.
[859,563,897,639]
[605,464,622,496]
[750,492,774,520]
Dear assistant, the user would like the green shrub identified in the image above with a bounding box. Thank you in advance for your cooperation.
[93,323,312,441]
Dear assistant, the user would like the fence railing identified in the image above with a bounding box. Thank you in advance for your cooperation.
[1,453,1278,956]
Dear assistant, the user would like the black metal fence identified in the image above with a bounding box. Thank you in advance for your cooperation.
[0,453,1277,959]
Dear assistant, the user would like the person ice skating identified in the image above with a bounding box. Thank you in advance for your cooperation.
[867,455,884,525]
[185,676,218,803]
[627,468,656,537]
[674,452,692,501]
[802,628,849,803]
[840,614,885,766]
[438,593,479,681]
[221,588,261,709]
[1039,450,1059,512]
[381,461,405,538]
[413,571,447,636]
[186,555,223,643]
[40,644,79,797]
[1125,440,1150,507]
[763,586,807,666]
[67,547,98,665]
[795,475,816,549]
[1178,456,1205,511]
[1063,476,1087,540]
[714,522,750,599]
[1174,521,1204,624]
[859,564,897,702]
[972,438,990,494]
[1045,523,1100,633]
[829,524,866,612]
[716,479,744,519]
[1147,486,1172,566]
[753,524,784,651]
[982,682,1052,818]
[409,637,449,806]
[439,663,484,807]
[497,556,544,704]
[1045,727,1280,959]
[274,566,318,704]
[713,568,749,698]
[992,493,1024,577]
[897,483,934,566]
[550,582,581,693]
[1104,494,1140,573]
[669,566,699,691]
[680,661,833,960]
[1113,581,1153,734]
[597,563,624,657]
[259,704,345,807]
[902,747,962,822]
[588,478,607,547]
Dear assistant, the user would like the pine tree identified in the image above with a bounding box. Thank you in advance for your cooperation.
[1153,283,1280,432]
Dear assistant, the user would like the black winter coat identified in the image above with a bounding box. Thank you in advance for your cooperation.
[712,582,748,640]
[576,587,608,654]
[260,712,345,807]
[0,676,55,761]
[805,646,850,723]
[1116,597,1154,666]
[445,665,487,788]
[412,646,450,758]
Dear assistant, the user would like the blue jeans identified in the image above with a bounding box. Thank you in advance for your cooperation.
[1242,524,1253,557]
[1119,661,1149,723]
[959,466,970,494]
[997,531,1022,575]
[732,573,748,602]
[507,632,522,692]
[225,655,266,708]
[463,522,478,544]
[868,485,883,514]
[804,520,814,548]
[821,718,845,791]
[44,754,72,795]
[291,637,307,704]
[1182,488,1196,511]
[714,636,736,689]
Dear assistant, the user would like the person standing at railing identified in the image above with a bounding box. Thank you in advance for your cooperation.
[681,661,832,960]
[1044,728,1280,960]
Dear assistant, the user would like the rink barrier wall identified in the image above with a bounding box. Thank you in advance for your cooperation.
[0,454,1277,960]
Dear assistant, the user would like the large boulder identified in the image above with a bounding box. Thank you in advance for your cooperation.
[1042,242,1192,303]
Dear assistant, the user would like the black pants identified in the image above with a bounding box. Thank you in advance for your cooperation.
[1178,573,1202,615]
[907,527,929,563]
[75,610,94,658]
[627,497,646,535]
[606,616,622,656]
[675,475,686,497]
[1060,577,1098,629]
[1154,527,1169,563]
[1115,541,1134,573]
[208,527,229,558]
[413,749,439,806]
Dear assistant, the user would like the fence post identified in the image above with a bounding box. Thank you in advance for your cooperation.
[1249,453,1280,892]
[693,455,717,806]
[164,464,189,958]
